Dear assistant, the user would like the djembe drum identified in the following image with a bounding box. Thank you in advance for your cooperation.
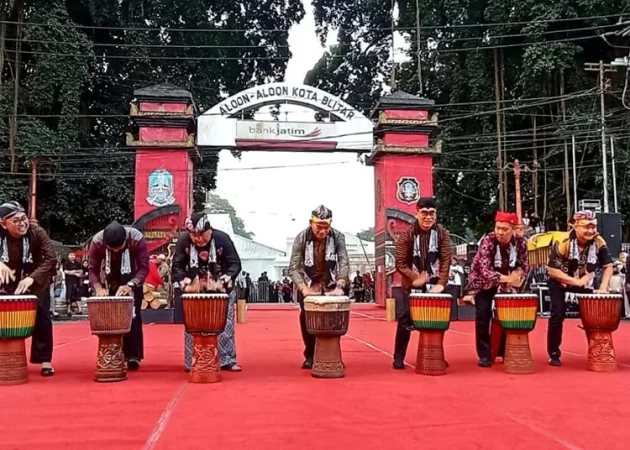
[409,293,452,376]
[494,294,539,374]
[576,293,623,372]
[303,296,352,379]
[86,296,134,382]
[181,293,229,383]
[0,295,38,386]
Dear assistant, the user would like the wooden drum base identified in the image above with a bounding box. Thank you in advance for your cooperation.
[190,334,221,383]
[95,335,127,382]
[312,336,344,379]
[415,331,447,376]
[586,331,617,373]
[0,338,28,386]
[504,332,533,375]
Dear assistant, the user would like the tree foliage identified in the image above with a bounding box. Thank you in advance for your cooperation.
[356,227,375,241]
[0,0,304,243]
[204,192,254,240]
[306,0,630,237]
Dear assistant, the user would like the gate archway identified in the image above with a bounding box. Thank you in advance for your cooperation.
[128,82,441,308]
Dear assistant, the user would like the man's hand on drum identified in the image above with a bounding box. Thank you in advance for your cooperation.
[116,284,133,296]
[219,274,232,289]
[411,272,428,288]
[574,272,594,287]
[14,276,34,295]
[430,284,445,293]
[206,280,226,293]
[507,271,522,287]
[94,285,108,297]
[0,262,15,285]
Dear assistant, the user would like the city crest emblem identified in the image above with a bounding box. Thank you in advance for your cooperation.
[396,177,420,204]
[147,169,175,207]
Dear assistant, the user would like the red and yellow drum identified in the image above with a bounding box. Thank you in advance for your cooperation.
[409,293,452,376]
[303,296,352,379]
[494,294,538,374]
[576,293,623,372]
[86,296,134,382]
[181,293,229,383]
[0,295,38,386]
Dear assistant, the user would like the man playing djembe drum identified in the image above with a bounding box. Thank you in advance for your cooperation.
[288,205,349,370]
[545,210,613,367]
[392,197,453,370]
[171,212,243,372]
[88,221,150,370]
[465,211,529,368]
[0,201,57,376]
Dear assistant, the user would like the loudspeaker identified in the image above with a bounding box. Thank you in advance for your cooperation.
[597,213,622,258]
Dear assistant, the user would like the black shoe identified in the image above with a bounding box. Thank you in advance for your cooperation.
[549,356,562,367]
[41,366,55,377]
[478,358,492,368]
[301,359,313,369]
[392,359,405,370]
[127,359,140,370]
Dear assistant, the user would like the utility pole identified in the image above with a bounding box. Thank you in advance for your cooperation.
[504,159,536,230]
[571,135,578,214]
[560,70,571,223]
[29,159,38,224]
[494,49,504,210]
[584,60,615,213]
[610,135,618,213]
[415,0,422,96]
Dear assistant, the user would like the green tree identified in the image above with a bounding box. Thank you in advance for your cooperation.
[356,227,374,241]
[306,0,630,237]
[0,0,305,243]
[204,193,254,240]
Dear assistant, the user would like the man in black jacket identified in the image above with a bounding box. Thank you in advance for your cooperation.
[172,212,243,371]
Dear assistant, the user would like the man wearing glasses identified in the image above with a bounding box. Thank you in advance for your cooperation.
[0,201,57,376]
[392,197,453,370]
[546,210,613,367]
[288,205,349,370]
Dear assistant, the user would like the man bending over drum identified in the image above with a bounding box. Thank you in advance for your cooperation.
[172,212,243,372]
[88,221,150,370]
[0,201,57,376]
[465,211,529,368]
[288,205,349,370]
[545,210,612,367]
[393,197,452,370]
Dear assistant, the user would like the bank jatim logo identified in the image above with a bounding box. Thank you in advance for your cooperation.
[248,124,323,138]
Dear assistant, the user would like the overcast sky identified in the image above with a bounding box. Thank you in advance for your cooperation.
[213,1,375,250]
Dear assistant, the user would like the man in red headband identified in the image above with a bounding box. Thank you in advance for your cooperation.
[545,210,612,366]
[392,197,453,370]
[465,211,529,368]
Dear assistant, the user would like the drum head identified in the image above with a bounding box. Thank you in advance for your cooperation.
[181,293,229,299]
[304,296,352,305]
[0,295,38,301]
[409,292,452,299]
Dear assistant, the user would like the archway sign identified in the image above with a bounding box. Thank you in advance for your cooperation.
[197,82,374,152]
[128,82,440,315]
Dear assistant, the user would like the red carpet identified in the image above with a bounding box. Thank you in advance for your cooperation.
[2,306,630,450]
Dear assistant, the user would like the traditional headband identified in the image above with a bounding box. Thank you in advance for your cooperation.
[311,216,332,224]
[185,214,211,234]
[0,201,25,220]
[573,210,596,223]
[311,205,333,221]
[495,211,519,226]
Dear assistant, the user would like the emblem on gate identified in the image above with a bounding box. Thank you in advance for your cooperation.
[396,177,420,204]
[147,169,175,207]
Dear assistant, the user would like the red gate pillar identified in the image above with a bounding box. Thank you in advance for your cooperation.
[127,84,197,254]
[366,91,440,309]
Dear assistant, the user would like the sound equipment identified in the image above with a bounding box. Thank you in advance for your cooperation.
[597,213,622,258]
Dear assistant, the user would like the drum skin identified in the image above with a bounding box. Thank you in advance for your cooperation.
[86,296,134,383]
[494,294,539,375]
[0,295,38,386]
[181,293,230,384]
[577,293,623,372]
[408,293,452,376]
[304,296,352,379]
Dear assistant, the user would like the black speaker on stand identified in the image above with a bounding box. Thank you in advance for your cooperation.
[597,213,622,258]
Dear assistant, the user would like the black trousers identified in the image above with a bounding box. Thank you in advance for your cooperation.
[547,283,591,358]
[30,287,53,364]
[474,288,506,360]
[117,287,144,361]
[393,285,458,362]
[297,291,316,360]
